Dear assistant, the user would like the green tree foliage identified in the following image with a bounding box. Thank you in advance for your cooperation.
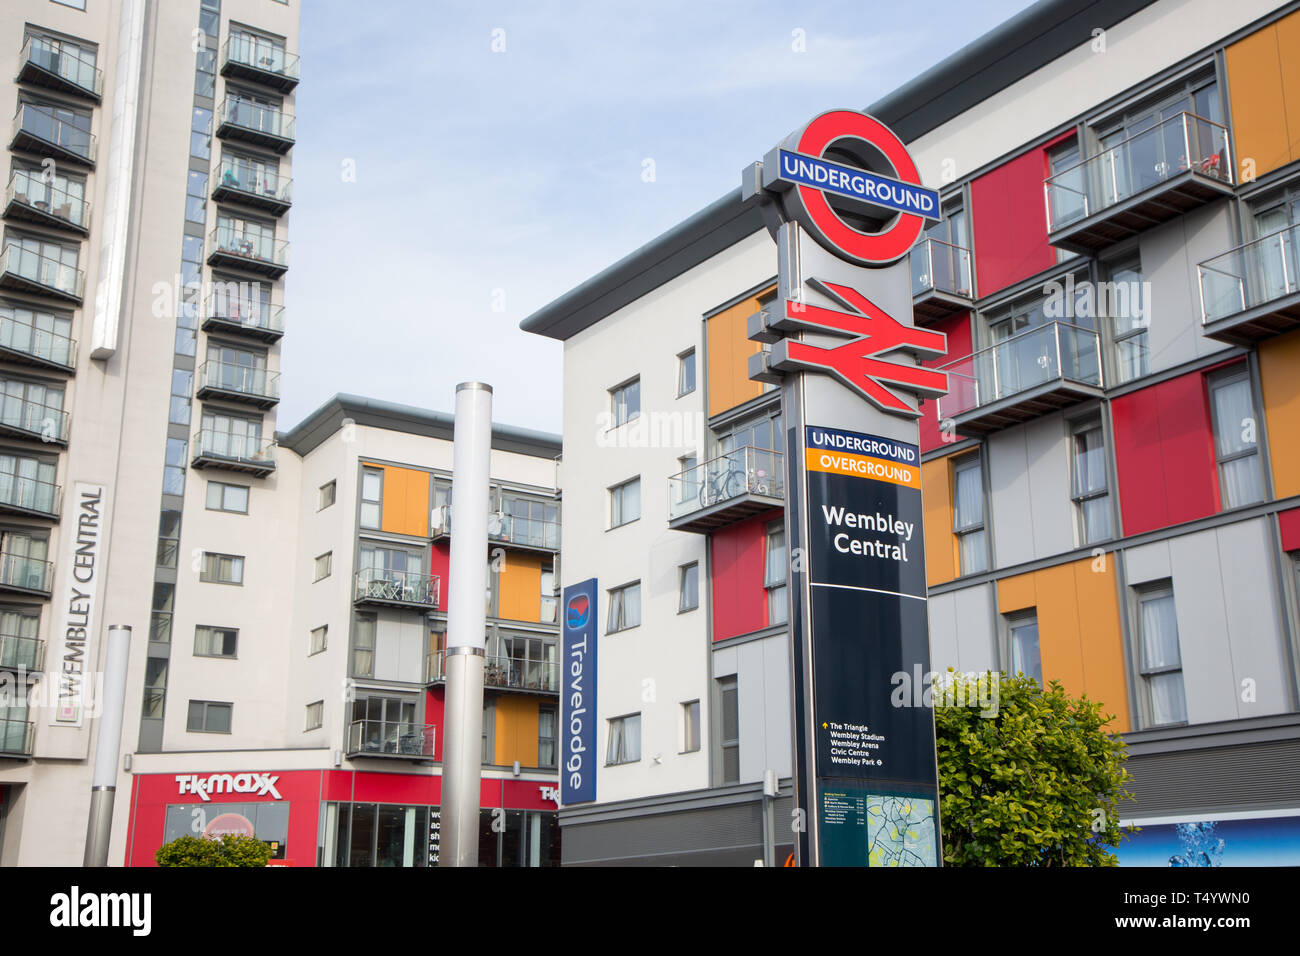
[934,671,1134,866]
[155,834,274,868]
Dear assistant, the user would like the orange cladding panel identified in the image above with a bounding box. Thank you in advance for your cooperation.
[706,292,768,418]
[1225,23,1291,177]
[1259,329,1300,499]
[922,457,956,587]
[498,552,543,623]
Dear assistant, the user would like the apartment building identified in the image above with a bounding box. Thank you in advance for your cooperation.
[523,0,1300,865]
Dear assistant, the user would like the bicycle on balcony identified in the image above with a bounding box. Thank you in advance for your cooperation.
[698,451,773,510]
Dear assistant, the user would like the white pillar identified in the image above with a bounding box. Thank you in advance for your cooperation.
[84,624,131,866]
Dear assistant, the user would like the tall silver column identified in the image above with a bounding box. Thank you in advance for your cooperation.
[440,382,492,866]
[84,624,132,867]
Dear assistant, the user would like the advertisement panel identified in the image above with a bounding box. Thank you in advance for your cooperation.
[561,579,598,805]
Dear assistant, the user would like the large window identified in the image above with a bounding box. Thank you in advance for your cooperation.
[199,411,262,460]
[607,581,641,633]
[609,477,640,528]
[610,377,640,427]
[0,452,57,515]
[1007,613,1042,684]
[717,676,739,784]
[186,700,232,734]
[194,626,237,659]
[1071,419,1112,544]
[1208,368,1264,509]
[765,521,788,625]
[205,481,248,514]
[952,454,987,575]
[716,406,784,457]
[199,551,244,585]
[606,713,641,765]
[360,467,383,529]
[0,304,74,368]
[1137,585,1186,726]
[0,608,40,670]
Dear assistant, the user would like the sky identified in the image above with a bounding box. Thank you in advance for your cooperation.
[279,0,1038,435]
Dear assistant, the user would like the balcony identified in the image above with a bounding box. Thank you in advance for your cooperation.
[1044,113,1234,254]
[1197,223,1300,345]
[190,429,276,477]
[668,446,784,534]
[202,290,285,343]
[220,36,300,93]
[353,568,440,610]
[16,36,102,101]
[214,97,295,154]
[10,104,96,167]
[0,396,70,445]
[426,650,560,695]
[345,719,436,761]
[0,633,45,671]
[211,158,292,217]
[0,245,84,303]
[0,474,59,520]
[911,237,973,322]
[0,718,34,757]
[431,505,561,553]
[195,362,280,409]
[207,226,289,279]
[0,552,53,596]
[937,322,1104,437]
[4,170,90,236]
[0,314,77,373]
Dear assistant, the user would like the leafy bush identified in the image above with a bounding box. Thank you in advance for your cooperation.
[934,671,1134,866]
[155,834,274,868]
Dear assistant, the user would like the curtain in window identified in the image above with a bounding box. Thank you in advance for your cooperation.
[1212,378,1263,508]
[1140,593,1186,724]
[953,462,983,529]
[1010,622,1042,684]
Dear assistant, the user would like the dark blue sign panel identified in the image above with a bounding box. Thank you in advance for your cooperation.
[775,149,940,220]
[561,579,598,805]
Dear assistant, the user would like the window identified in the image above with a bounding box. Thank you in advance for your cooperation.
[194,626,238,659]
[607,581,641,633]
[360,467,383,529]
[609,477,641,527]
[0,451,57,514]
[0,370,66,441]
[1047,139,1083,246]
[1007,613,1041,684]
[185,169,207,223]
[200,551,244,585]
[0,608,39,670]
[205,342,269,395]
[310,625,328,656]
[676,454,700,509]
[606,713,641,765]
[169,368,191,426]
[540,562,557,624]
[682,700,701,753]
[765,523,788,625]
[502,493,559,549]
[229,27,289,73]
[314,552,332,582]
[677,349,697,396]
[0,304,74,367]
[352,614,376,677]
[715,406,784,458]
[186,700,232,734]
[191,106,211,160]
[150,582,174,644]
[610,378,640,427]
[717,676,739,783]
[1208,369,1264,509]
[953,454,987,575]
[305,701,324,732]
[1137,585,1186,726]
[1107,259,1148,384]
[1071,420,1111,544]
[205,481,249,514]
[156,510,180,570]
[52,0,88,9]
[163,437,187,496]
[319,480,336,510]
[538,706,557,768]
[678,562,699,612]
[0,530,48,591]
[142,659,167,718]
[198,411,262,461]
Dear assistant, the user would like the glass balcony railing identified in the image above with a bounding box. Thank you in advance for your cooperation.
[0,245,84,301]
[1045,112,1232,233]
[937,322,1103,419]
[212,158,292,208]
[19,36,103,98]
[493,513,559,550]
[911,237,973,299]
[0,552,53,593]
[0,394,69,443]
[0,474,59,517]
[191,429,276,469]
[11,103,96,164]
[1199,223,1300,325]
[354,568,440,608]
[197,361,280,402]
[0,633,45,670]
[204,291,285,337]
[668,446,784,523]
[209,226,288,272]
[345,719,436,759]
[222,35,300,87]
[5,169,90,232]
[0,717,34,755]
[426,650,560,693]
[0,315,76,369]
[215,97,295,146]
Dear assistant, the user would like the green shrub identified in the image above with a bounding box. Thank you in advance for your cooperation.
[155,833,274,868]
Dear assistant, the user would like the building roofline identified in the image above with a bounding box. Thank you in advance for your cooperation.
[275,393,563,459]
[519,0,1159,342]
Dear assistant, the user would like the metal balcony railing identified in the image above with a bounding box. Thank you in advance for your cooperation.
[0,394,70,443]
[221,35,300,89]
[5,169,90,233]
[197,361,280,402]
[0,245,84,301]
[215,97,295,149]
[354,568,440,608]
[0,314,76,370]
[937,322,1103,420]
[1044,112,1232,234]
[19,36,103,98]
[0,552,53,594]
[1199,223,1300,325]
[345,719,435,759]
[0,474,59,517]
[0,633,45,670]
[11,103,96,164]
[212,157,292,210]
[0,717,34,756]
[191,429,276,470]
[204,288,284,339]
[911,236,973,299]
[668,446,784,523]
[209,225,289,273]
[426,650,560,693]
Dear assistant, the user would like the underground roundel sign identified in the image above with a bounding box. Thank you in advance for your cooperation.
[761,109,939,267]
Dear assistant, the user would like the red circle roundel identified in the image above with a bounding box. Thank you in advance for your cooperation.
[783,109,926,267]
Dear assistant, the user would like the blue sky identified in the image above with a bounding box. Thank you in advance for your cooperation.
[279,0,1037,434]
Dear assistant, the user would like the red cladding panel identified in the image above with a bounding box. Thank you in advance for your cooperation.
[1279,507,1300,552]
[970,149,1055,298]
[710,512,776,641]
[430,542,450,611]
[919,311,972,454]
[1112,372,1220,536]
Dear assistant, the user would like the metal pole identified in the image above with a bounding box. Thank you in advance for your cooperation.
[441,382,492,866]
[83,624,131,867]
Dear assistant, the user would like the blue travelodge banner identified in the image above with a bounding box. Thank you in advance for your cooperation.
[561,579,598,805]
